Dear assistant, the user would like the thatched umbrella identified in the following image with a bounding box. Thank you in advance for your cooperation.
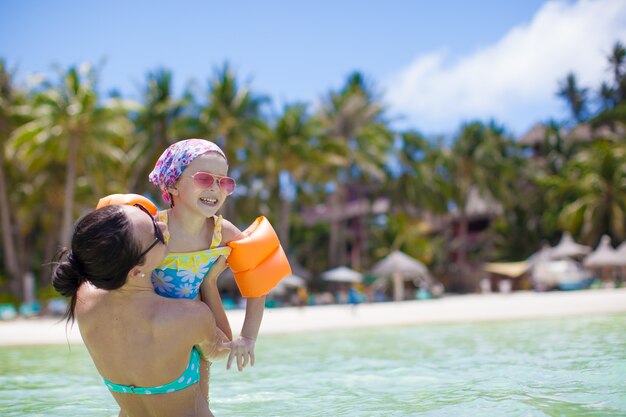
[321,266,363,283]
[583,235,625,284]
[550,232,592,260]
[527,243,553,266]
[518,123,547,147]
[564,122,626,143]
[583,235,624,267]
[564,123,594,143]
[271,274,307,295]
[371,251,432,301]
[617,241,626,257]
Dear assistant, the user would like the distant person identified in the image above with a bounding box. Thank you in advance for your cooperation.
[297,286,308,307]
[53,205,230,417]
[348,286,361,305]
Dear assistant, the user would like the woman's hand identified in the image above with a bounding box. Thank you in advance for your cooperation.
[209,327,232,360]
[227,336,256,372]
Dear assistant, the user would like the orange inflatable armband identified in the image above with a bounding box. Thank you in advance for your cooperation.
[227,216,291,297]
[96,193,158,216]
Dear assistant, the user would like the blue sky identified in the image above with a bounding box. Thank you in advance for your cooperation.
[1,0,625,137]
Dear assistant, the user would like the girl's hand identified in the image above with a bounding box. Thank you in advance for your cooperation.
[206,256,228,284]
[227,336,256,372]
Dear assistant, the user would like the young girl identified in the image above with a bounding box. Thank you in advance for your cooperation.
[148,139,264,374]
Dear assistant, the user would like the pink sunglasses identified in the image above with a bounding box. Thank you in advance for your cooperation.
[190,172,237,195]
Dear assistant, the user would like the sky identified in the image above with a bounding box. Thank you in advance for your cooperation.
[1,0,625,138]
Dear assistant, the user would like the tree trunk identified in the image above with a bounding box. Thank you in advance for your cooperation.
[40,231,59,288]
[129,119,167,195]
[350,218,360,271]
[357,209,370,270]
[456,209,469,291]
[0,148,21,295]
[60,132,79,248]
[328,187,344,267]
[278,195,291,250]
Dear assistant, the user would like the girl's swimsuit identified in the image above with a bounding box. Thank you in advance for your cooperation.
[103,348,201,395]
[151,211,231,299]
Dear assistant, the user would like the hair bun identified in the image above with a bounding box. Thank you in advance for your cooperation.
[52,251,85,297]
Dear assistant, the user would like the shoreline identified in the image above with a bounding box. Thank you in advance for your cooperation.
[1,288,625,347]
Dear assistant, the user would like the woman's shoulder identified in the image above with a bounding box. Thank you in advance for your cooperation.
[152,296,216,347]
[153,296,212,327]
[75,283,108,315]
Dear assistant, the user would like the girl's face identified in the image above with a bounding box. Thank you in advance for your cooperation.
[170,152,231,217]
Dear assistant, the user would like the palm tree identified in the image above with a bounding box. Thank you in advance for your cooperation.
[556,141,626,245]
[264,103,323,249]
[200,63,267,167]
[317,72,393,268]
[599,81,617,112]
[199,63,268,222]
[0,60,23,297]
[432,121,511,291]
[10,65,132,249]
[607,41,626,104]
[391,130,447,214]
[128,68,192,198]
[556,72,589,124]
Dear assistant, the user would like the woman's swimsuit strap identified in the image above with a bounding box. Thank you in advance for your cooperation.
[103,348,201,395]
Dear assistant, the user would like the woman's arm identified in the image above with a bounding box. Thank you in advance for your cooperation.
[186,300,231,362]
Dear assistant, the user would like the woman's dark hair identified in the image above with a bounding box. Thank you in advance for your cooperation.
[52,205,144,322]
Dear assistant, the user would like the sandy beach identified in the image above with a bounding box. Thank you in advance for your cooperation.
[1,288,625,347]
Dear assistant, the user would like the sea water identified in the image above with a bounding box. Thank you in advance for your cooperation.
[1,313,625,416]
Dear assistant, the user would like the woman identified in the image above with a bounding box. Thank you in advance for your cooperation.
[53,204,230,417]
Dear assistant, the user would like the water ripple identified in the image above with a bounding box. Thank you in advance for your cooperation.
[1,313,624,416]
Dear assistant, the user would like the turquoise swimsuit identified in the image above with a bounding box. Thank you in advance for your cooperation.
[103,348,201,395]
[151,212,231,299]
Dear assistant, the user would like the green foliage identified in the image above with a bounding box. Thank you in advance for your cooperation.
[1,41,625,298]
[37,284,60,301]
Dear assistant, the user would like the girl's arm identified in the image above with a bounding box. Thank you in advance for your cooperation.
[200,257,233,341]
[222,219,266,371]
[228,294,265,370]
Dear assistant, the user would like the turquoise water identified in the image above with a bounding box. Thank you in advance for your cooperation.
[1,314,625,416]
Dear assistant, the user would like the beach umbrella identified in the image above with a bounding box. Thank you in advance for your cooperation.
[527,243,553,266]
[321,266,363,283]
[371,251,432,301]
[371,251,432,281]
[583,235,625,267]
[271,274,306,295]
[281,274,306,287]
[550,232,592,260]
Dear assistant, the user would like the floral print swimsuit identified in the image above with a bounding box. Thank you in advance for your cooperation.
[151,211,231,299]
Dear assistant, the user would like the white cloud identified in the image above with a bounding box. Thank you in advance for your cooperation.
[384,0,626,135]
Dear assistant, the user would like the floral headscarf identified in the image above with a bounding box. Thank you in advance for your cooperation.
[148,139,226,203]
